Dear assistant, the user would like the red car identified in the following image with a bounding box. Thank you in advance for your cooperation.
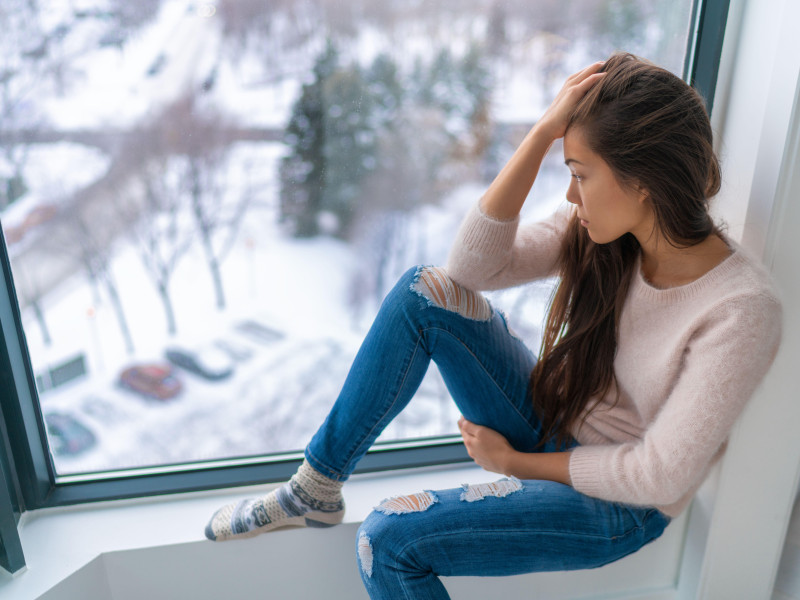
[119,363,182,400]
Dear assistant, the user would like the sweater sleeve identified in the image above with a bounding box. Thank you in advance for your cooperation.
[445,201,570,291]
[569,292,782,509]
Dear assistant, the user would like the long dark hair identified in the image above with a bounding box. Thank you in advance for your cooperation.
[530,53,721,449]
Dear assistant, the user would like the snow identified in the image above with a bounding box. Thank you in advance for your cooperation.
[1,0,689,476]
[0,143,111,228]
[28,146,565,475]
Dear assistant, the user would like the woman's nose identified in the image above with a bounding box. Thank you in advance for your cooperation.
[566,180,581,205]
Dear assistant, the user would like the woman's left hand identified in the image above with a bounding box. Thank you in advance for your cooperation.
[458,417,516,475]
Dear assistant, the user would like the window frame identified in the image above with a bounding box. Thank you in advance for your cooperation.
[0,0,730,575]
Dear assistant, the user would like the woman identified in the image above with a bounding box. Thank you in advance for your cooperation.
[205,54,782,598]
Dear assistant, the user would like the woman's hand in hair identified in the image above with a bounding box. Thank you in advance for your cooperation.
[538,61,606,141]
[458,417,516,475]
[478,61,605,220]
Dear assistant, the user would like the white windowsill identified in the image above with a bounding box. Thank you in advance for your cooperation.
[0,463,495,598]
[1,463,686,600]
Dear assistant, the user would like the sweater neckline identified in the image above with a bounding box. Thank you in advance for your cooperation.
[633,244,746,303]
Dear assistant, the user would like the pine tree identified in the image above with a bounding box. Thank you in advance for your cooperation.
[279,41,338,237]
[319,65,378,236]
[365,53,404,124]
[279,40,378,238]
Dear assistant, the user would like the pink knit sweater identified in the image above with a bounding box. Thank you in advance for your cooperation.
[445,202,782,517]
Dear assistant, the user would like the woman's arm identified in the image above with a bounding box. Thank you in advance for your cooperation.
[444,63,604,291]
[458,417,572,485]
[480,62,605,221]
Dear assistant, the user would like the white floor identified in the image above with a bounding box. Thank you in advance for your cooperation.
[774,490,800,599]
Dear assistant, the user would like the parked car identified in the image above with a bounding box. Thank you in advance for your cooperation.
[165,345,234,381]
[119,363,182,400]
[233,319,285,345]
[214,338,254,362]
[44,412,96,456]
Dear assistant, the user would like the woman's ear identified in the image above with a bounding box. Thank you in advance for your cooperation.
[635,183,649,205]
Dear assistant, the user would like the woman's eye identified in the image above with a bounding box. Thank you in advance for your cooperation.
[571,173,583,182]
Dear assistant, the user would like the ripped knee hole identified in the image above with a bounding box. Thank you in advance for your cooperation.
[412,267,492,321]
[460,477,523,502]
[374,491,438,515]
[358,532,373,578]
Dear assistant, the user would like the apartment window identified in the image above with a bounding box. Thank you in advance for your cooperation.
[0,0,728,573]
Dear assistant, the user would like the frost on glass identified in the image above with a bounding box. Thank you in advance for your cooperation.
[0,0,693,475]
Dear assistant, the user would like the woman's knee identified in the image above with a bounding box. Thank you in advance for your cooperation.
[410,266,492,321]
[356,490,439,579]
[357,512,395,580]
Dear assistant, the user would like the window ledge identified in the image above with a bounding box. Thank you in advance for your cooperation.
[0,463,492,598]
[1,463,686,600]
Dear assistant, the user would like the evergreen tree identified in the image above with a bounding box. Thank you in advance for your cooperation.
[280,40,378,238]
[279,41,338,237]
[597,0,646,51]
[365,53,404,124]
[459,42,493,163]
[460,43,492,122]
[320,66,378,236]
[281,41,493,239]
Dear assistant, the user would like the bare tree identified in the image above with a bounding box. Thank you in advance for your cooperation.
[158,97,251,310]
[58,210,136,354]
[181,154,251,310]
[12,263,51,346]
[119,158,194,336]
[0,0,52,210]
[117,96,250,325]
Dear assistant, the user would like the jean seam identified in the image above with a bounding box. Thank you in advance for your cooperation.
[337,338,426,476]
[385,520,653,590]
[419,323,539,439]
[384,501,662,572]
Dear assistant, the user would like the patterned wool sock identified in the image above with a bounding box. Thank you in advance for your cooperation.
[205,460,345,542]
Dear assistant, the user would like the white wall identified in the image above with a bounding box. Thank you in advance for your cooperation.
[687,0,800,597]
[38,520,686,600]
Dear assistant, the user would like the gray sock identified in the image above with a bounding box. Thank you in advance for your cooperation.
[205,460,345,541]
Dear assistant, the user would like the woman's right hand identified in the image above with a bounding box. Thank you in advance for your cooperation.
[537,61,606,141]
[476,61,606,221]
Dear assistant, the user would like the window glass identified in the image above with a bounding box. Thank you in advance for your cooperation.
[0,0,694,476]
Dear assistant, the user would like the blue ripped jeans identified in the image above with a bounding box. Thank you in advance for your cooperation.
[304,267,670,599]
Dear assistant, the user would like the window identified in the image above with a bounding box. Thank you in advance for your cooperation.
[0,0,728,574]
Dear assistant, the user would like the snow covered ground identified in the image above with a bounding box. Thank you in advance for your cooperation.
[32,149,561,475]
[1,0,683,476]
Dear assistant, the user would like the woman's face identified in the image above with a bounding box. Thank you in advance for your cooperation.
[562,127,651,245]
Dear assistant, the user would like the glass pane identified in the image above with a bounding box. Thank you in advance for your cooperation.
[0,0,694,476]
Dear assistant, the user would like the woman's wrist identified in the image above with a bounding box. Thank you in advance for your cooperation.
[530,118,560,145]
[502,450,573,486]
[502,448,526,478]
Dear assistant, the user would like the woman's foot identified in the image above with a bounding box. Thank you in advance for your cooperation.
[205,460,345,541]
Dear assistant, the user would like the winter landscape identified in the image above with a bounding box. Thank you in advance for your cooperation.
[0,0,691,475]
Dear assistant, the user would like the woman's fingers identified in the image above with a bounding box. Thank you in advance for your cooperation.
[538,60,606,139]
[566,60,605,84]
[458,416,479,433]
[561,62,605,102]
[573,70,606,94]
